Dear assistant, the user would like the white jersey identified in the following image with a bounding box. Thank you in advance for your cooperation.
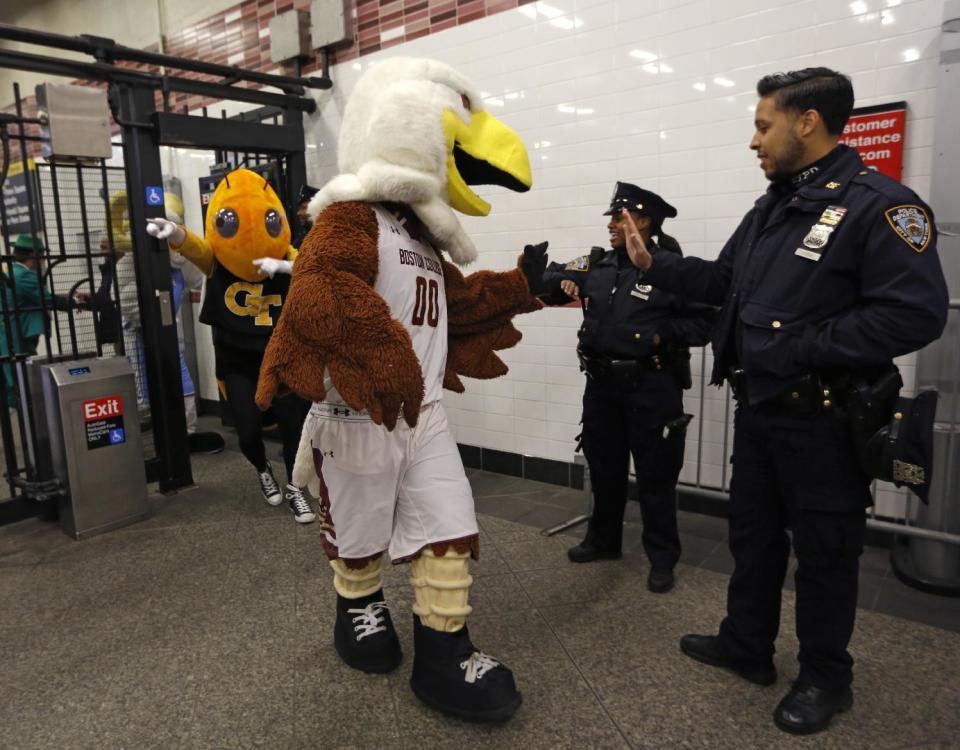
[325,203,448,407]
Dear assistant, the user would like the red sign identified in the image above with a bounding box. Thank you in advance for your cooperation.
[82,395,124,422]
[840,102,906,181]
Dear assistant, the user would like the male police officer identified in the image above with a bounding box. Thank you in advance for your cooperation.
[540,183,716,593]
[621,69,948,734]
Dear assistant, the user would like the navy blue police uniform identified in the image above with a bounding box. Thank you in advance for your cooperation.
[542,183,717,573]
[642,145,948,690]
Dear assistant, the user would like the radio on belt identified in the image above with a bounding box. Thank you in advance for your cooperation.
[40,356,150,539]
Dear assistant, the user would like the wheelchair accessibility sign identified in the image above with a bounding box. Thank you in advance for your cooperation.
[145,186,164,206]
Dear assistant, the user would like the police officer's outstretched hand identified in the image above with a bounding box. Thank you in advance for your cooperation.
[621,210,652,271]
[560,280,580,300]
[519,241,550,297]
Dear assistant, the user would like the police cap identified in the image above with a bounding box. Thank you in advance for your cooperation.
[603,181,677,224]
[297,184,319,204]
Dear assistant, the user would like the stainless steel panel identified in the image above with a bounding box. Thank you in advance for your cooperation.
[157,289,174,327]
[310,0,352,50]
[35,83,112,159]
[43,356,149,540]
[269,10,312,64]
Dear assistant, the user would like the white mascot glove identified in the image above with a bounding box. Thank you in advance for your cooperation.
[253,257,293,278]
[146,217,186,246]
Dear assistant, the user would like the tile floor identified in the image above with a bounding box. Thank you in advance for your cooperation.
[1,421,958,749]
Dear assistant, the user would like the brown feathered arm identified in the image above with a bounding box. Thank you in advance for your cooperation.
[256,201,425,430]
[441,257,543,393]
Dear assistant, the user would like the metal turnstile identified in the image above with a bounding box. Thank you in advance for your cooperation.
[41,356,149,539]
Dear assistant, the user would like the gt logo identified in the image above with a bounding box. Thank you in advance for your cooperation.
[224,282,282,326]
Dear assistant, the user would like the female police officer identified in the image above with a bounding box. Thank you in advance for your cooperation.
[540,183,717,593]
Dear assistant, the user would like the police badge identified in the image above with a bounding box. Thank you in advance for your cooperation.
[795,221,836,261]
[885,205,931,252]
[802,224,834,249]
[630,282,652,300]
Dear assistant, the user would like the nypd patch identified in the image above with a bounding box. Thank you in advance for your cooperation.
[885,205,931,252]
[565,255,591,271]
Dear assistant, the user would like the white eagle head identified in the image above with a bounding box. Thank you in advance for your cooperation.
[310,57,532,265]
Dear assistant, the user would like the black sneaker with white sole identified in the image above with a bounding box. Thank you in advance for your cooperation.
[411,616,522,723]
[334,590,402,673]
[285,484,315,523]
[257,461,282,506]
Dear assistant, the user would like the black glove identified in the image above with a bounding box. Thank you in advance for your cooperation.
[520,241,549,297]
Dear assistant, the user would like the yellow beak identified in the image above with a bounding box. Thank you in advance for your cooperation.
[443,109,532,216]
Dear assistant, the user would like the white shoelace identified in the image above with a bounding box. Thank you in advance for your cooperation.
[286,486,311,514]
[348,602,389,640]
[460,651,499,684]
[259,470,280,495]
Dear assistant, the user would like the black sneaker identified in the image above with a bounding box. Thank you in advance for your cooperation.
[334,590,402,674]
[411,616,522,723]
[257,461,282,506]
[285,484,315,524]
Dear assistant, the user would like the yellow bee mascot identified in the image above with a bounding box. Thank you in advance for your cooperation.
[146,169,316,524]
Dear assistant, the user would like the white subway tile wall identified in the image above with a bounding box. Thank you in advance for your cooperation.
[189,0,947,519]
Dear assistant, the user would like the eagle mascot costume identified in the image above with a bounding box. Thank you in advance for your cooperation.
[256,57,549,722]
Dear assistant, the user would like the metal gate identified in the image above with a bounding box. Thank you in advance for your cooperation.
[0,87,141,511]
[0,23,326,523]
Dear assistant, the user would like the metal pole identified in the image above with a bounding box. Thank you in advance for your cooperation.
[115,82,192,492]
[0,23,332,92]
[541,514,590,537]
[99,162,126,356]
[677,482,960,547]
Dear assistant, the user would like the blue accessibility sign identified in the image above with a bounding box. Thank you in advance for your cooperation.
[145,186,164,206]
[109,428,126,445]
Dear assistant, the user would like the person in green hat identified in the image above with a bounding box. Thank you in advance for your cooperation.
[1,235,83,407]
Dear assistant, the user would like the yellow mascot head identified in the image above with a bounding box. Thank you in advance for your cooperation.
[205,168,290,282]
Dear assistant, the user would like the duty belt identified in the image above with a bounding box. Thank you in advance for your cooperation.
[578,350,675,382]
[728,368,843,415]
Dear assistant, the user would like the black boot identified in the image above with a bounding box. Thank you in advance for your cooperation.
[647,568,675,593]
[567,540,622,563]
[679,634,777,686]
[334,590,402,674]
[410,616,522,723]
[773,683,853,735]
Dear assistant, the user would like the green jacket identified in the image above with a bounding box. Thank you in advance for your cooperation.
[0,262,74,355]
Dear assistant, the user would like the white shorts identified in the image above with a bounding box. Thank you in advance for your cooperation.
[305,400,478,563]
